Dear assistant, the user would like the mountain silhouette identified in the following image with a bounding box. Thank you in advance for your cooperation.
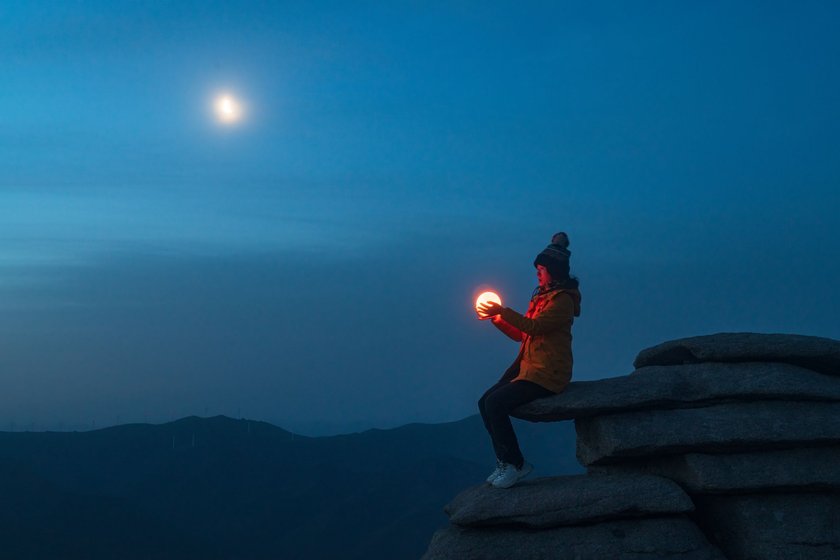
[0,414,579,559]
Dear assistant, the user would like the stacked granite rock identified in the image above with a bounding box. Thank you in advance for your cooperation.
[423,333,840,560]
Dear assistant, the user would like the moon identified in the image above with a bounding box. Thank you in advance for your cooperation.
[214,94,243,124]
[475,291,502,319]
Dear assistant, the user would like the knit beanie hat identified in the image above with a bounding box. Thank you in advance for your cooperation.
[534,232,571,280]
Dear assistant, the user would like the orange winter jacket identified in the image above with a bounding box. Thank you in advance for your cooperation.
[494,287,581,394]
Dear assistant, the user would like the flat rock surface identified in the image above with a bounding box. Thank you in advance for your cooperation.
[445,473,693,528]
[575,401,840,466]
[633,332,840,375]
[590,447,840,493]
[513,361,840,422]
[422,517,726,560]
[694,492,840,560]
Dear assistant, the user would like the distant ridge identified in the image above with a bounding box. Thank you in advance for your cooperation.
[0,413,578,559]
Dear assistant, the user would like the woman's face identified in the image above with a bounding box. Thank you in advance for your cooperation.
[536,264,552,288]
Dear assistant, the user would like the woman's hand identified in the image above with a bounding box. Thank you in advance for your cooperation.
[477,301,503,320]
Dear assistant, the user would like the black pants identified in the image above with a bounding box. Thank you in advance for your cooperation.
[478,362,553,468]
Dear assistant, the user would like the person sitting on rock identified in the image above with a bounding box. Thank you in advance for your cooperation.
[477,232,582,488]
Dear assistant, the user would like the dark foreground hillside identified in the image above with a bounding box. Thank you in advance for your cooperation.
[0,414,579,559]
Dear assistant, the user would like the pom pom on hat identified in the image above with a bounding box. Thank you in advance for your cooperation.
[551,232,569,248]
[539,232,571,260]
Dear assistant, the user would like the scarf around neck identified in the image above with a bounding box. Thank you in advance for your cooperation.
[531,279,566,300]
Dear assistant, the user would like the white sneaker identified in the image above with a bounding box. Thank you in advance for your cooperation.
[485,460,504,483]
[491,462,533,489]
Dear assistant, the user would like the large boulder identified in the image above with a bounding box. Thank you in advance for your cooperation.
[444,474,693,529]
[589,447,840,493]
[633,332,840,375]
[575,401,840,466]
[513,361,840,422]
[694,492,840,560]
[422,517,726,560]
[426,331,840,560]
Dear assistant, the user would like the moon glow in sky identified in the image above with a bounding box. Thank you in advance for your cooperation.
[214,94,243,124]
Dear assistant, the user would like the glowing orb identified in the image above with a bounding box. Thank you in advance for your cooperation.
[214,94,243,124]
[475,291,502,319]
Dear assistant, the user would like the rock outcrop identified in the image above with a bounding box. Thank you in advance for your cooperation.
[632,332,840,375]
[590,447,840,493]
[424,517,725,560]
[576,400,840,465]
[444,473,694,528]
[512,361,840,422]
[423,332,840,560]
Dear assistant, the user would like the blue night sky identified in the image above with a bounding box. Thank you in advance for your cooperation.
[2,1,839,435]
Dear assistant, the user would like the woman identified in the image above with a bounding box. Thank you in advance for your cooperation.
[477,232,581,489]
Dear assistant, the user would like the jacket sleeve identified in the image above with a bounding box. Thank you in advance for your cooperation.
[491,316,525,342]
[499,293,573,337]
